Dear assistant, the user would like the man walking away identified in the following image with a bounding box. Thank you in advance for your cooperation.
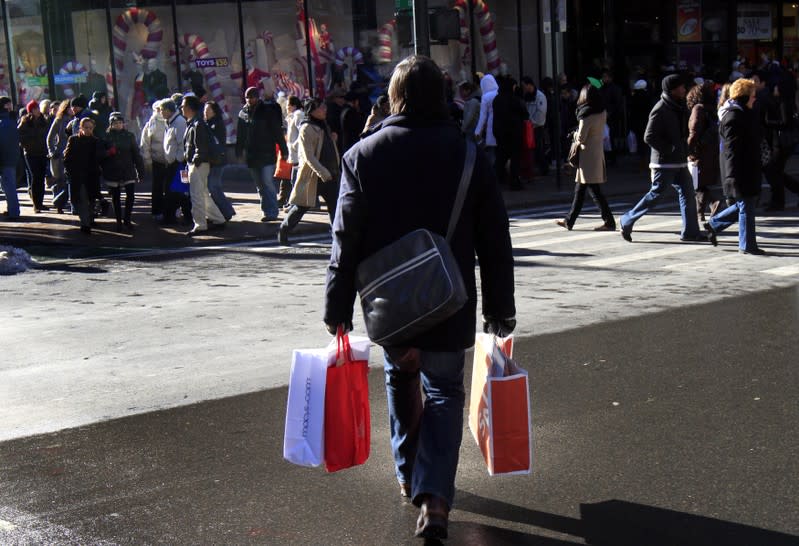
[324,55,515,541]
[235,86,288,222]
[620,75,707,243]
[492,76,528,190]
[182,96,225,236]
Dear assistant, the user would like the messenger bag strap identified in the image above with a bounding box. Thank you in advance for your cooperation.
[445,139,477,242]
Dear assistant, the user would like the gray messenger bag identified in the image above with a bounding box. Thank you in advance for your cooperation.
[355,140,477,346]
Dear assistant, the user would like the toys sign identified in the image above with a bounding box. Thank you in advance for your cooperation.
[194,57,229,69]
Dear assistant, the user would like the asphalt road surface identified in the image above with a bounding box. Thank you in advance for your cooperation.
[1,201,797,544]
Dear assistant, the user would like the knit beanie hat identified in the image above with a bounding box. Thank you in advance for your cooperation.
[109,111,124,124]
[70,95,88,109]
[245,86,259,99]
[662,74,684,94]
[26,100,39,113]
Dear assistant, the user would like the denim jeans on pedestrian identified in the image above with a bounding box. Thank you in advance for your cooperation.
[708,196,758,251]
[250,164,278,218]
[0,165,20,217]
[621,167,700,239]
[208,165,235,220]
[384,349,465,510]
[50,157,70,212]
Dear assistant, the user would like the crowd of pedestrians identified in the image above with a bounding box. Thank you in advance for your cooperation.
[1,54,797,249]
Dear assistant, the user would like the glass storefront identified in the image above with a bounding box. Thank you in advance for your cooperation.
[0,0,537,137]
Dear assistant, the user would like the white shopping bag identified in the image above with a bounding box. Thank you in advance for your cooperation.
[283,335,371,467]
[687,161,700,190]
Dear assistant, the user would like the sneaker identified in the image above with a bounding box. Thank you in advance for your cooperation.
[620,228,632,242]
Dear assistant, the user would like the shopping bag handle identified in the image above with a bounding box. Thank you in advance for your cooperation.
[335,327,353,366]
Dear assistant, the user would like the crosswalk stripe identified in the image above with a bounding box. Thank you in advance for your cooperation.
[761,264,799,277]
[661,253,734,270]
[513,217,682,249]
[581,244,705,267]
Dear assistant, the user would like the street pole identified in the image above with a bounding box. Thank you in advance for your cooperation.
[549,0,561,191]
[413,0,430,56]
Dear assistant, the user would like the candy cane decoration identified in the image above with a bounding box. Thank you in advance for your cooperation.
[377,20,396,64]
[112,8,163,73]
[180,33,233,140]
[454,0,501,73]
[59,61,88,98]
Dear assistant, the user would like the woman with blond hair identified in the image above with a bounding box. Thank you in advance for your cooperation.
[706,78,765,254]
[46,100,73,213]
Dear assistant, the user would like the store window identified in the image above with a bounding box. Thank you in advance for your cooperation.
[175,0,241,142]
[783,2,799,68]
[737,2,778,68]
[6,0,49,105]
[49,1,112,108]
[109,1,177,137]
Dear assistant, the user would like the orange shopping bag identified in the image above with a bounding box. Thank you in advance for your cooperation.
[323,331,371,472]
[469,333,532,475]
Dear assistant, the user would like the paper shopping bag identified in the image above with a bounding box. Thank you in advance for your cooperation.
[284,334,371,468]
[324,333,371,472]
[283,346,330,467]
[469,333,532,475]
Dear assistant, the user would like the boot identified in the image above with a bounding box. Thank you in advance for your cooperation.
[415,495,449,539]
[276,180,292,207]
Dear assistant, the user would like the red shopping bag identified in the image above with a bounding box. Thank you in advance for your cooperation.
[324,332,371,472]
[523,120,536,150]
[469,333,532,475]
[274,143,293,181]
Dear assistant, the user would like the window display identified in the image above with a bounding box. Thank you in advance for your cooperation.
[7,0,49,104]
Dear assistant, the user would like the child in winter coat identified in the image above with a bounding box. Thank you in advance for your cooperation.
[102,112,144,231]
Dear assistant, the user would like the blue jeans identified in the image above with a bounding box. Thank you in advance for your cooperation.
[709,196,758,251]
[621,167,700,239]
[0,165,20,217]
[208,165,235,220]
[384,349,465,510]
[250,165,278,218]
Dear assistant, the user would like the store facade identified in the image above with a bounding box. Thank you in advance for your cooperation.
[569,0,799,87]
[0,0,550,141]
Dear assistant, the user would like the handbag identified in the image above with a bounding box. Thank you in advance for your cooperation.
[759,137,773,167]
[323,331,371,472]
[468,333,532,476]
[567,136,581,169]
[283,332,371,468]
[274,143,293,180]
[355,140,477,346]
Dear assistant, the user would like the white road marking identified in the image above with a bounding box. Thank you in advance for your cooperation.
[761,264,799,277]
[513,218,682,249]
[581,244,706,267]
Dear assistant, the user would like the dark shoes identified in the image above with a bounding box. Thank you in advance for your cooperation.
[620,227,632,242]
[556,219,572,231]
[261,215,279,222]
[703,223,718,247]
[186,229,207,237]
[277,225,289,245]
[740,247,767,255]
[208,220,227,231]
[594,223,616,231]
[80,226,91,235]
[680,233,708,242]
[415,495,449,540]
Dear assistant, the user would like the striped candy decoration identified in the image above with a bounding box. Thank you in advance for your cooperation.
[335,47,364,67]
[59,61,88,98]
[377,19,396,64]
[454,0,501,73]
[112,7,163,72]
[180,33,233,141]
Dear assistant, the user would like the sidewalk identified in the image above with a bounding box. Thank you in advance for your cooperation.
[1,155,796,257]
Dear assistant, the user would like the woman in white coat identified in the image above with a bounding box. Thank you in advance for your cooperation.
[557,83,616,231]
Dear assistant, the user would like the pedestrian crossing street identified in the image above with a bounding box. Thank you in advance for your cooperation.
[507,202,799,278]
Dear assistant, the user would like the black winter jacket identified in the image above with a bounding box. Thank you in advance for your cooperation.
[719,101,761,199]
[324,114,516,350]
[18,114,49,157]
[207,116,227,165]
[64,134,104,197]
[235,100,287,168]
[644,92,689,167]
[102,128,144,182]
[184,115,211,166]
[492,90,529,149]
